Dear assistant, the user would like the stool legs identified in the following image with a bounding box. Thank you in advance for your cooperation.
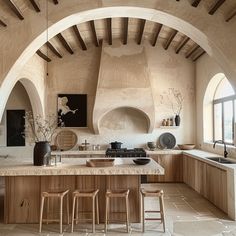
[71,190,99,233]
[39,196,45,233]
[105,190,130,233]
[39,190,69,234]
[160,194,165,232]
[141,189,165,233]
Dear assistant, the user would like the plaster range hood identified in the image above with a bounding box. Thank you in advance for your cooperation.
[92,42,155,134]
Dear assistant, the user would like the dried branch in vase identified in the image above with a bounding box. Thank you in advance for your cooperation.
[160,88,184,115]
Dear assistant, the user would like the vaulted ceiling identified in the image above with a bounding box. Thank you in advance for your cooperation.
[0,0,236,63]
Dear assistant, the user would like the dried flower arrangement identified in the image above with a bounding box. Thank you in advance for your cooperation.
[160,88,184,115]
[24,111,63,143]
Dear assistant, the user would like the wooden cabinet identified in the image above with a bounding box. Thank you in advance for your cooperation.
[183,155,227,213]
[148,154,183,183]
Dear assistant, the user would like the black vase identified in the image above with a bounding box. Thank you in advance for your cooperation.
[33,141,51,166]
[175,115,181,126]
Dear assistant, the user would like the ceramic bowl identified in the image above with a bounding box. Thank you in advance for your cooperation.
[178,144,195,150]
[147,142,156,150]
[133,158,151,165]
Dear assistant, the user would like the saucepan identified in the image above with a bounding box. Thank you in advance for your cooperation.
[110,141,123,149]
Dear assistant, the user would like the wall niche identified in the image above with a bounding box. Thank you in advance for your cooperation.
[99,107,149,134]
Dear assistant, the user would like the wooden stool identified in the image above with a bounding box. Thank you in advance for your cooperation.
[105,189,130,233]
[140,188,165,232]
[71,189,99,233]
[39,189,69,234]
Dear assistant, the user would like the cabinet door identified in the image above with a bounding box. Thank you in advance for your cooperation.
[183,155,196,189]
[148,154,183,182]
[205,164,227,213]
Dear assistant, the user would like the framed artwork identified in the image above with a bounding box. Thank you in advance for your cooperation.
[7,109,25,146]
[57,94,87,127]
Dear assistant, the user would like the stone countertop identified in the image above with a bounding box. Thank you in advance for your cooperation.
[0,157,164,176]
[183,150,236,172]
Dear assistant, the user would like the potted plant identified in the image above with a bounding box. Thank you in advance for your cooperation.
[24,111,63,166]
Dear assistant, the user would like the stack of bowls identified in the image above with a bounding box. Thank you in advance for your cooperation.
[147,142,156,151]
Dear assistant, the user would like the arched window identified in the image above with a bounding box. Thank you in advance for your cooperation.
[213,77,236,144]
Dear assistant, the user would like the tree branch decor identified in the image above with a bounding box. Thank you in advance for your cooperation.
[160,88,184,115]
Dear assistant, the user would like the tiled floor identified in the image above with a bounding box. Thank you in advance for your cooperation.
[1,183,236,235]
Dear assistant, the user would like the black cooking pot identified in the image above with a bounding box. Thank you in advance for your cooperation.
[110,141,123,149]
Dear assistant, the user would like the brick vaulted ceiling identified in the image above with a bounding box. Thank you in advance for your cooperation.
[0,0,236,63]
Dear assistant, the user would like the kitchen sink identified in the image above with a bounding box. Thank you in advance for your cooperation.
[207,157,236,164]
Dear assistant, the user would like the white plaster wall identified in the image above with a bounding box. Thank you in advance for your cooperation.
[196,54,236,158]
[47,40,195,149]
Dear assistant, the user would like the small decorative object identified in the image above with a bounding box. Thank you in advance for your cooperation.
[147,142,156,151]
[133,158,151,165]
[175,115,181,126]
[24,111,61,166]
[170,118,174,126]
[162,119,167,126]
[58,94,87,127]
[166,118,170,126]
[159,132,176,149]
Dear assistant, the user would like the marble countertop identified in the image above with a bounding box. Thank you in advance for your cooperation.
[0,157,164,176]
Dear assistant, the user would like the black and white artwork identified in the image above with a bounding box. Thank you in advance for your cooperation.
[57,94,87,127]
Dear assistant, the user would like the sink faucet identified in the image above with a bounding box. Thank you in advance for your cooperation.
[213,140,228,158]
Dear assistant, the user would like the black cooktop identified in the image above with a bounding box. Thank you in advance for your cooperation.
[106,148,147,157]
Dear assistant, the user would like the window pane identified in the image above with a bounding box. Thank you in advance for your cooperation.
[214,78,235,99]
[224,101,233,143]
[214,103,222,140]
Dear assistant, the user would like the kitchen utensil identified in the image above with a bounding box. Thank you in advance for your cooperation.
[110,141,123,149]
[159,132,176,149]
[133,158,151,165]
[178,144,195,150]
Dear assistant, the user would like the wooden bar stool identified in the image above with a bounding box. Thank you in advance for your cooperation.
[105,189,130,233]
[71,189,99,233]
[39,189,69,234]
[140,188,165,232]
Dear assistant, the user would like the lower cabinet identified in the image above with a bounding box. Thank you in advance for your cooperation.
[148,154,183,182]
[183,155,228,213]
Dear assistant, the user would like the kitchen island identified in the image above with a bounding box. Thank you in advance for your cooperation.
[0,157,164,224]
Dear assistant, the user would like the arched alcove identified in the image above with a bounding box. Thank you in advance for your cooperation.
[99,107,150,134]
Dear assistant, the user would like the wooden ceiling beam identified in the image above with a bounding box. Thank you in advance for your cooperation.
[226,10,236,22]
[164,30,178,50]
[36,50,51,62]
[89,20,99,47]
[0,19,7,27]
[175,36,190,54]
[137,19,146,45]
[192,0,202,7]
[72,25,87,50]
[152,23,163,47]
[123,17,128,45]
[29,0,40,12]
[6,0,24,20]
[208,0,226,15]
[193,50,206,61]
[46,42,62,58]
[185,44,200,58]
[53,0,58,4]
[107,18,112,45]
[57,33,74,54]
